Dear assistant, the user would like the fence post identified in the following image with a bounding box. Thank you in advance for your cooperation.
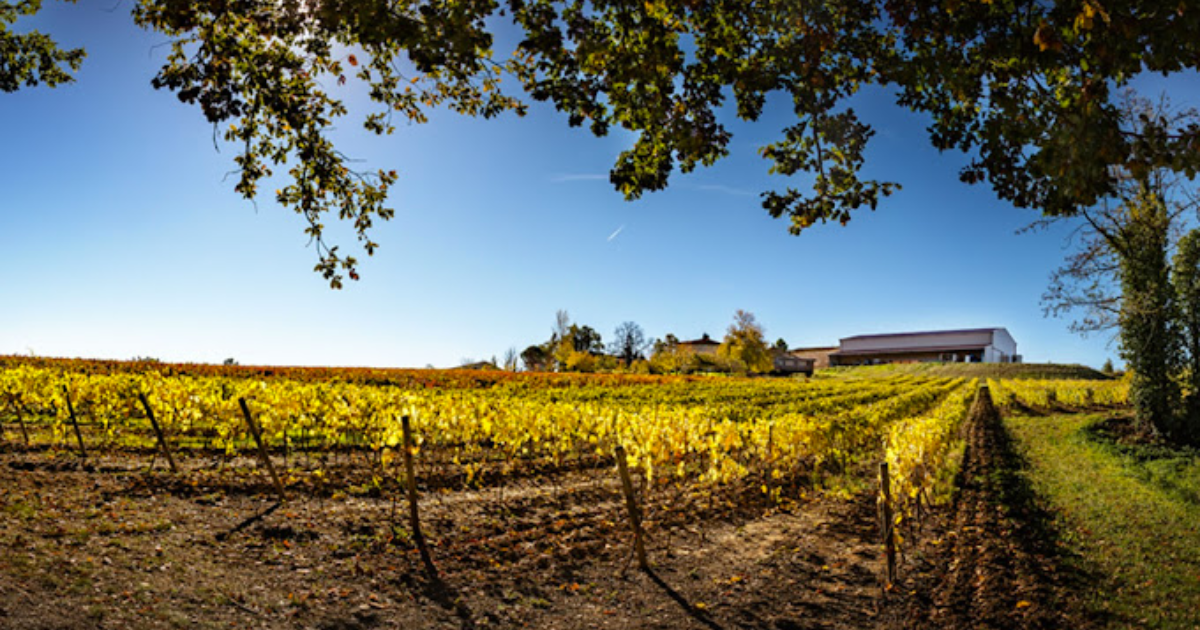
[879,461,897,588]
[9,396,30,446]
[137,393,178,473]
[238,398,286,503]
[61,386,87,459]
[614,443,649,570]
[401,415,437,577]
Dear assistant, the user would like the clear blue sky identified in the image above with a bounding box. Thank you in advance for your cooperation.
[7,3,1180,370]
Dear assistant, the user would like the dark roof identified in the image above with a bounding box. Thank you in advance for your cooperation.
[839,328,1003,342]
[679,333,719,346]
[830,343,988,357]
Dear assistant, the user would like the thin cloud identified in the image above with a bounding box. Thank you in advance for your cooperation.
[607,225,626,242]
[550,173,609,183]
[692,183,758,197]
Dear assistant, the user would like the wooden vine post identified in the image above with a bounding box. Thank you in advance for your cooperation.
[137,393,178,473]
[879,461,897,588]
[400,415,437,577]
[61,386,87,459]
[237,398,287,504]
[9,396,30,446]
[614,443,649,571]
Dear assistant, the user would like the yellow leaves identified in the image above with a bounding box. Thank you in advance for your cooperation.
[1074,0,1111,32]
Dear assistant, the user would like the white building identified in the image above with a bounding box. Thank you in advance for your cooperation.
[829,328,1019,366]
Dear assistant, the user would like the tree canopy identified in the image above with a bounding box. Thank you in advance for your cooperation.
[718,309,772,374]
[11,1,1200,286]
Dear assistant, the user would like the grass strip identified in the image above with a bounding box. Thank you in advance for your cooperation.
[1006,413,1200,629]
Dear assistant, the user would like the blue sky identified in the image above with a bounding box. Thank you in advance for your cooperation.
[2,3,1161,369]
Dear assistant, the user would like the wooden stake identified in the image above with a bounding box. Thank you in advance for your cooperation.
[614,443,649,571]
[10,396,30,446]
[879,461,897,587]
[238,398,286,503]
[61,386,87,459]
[137,393,178,473]
[401,415,437,577]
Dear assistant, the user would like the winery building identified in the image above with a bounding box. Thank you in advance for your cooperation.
[828,328,1019,366]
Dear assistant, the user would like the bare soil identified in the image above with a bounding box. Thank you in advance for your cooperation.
[880,389,1100,630]
[0,392,1097,630]
[1,442,891,630]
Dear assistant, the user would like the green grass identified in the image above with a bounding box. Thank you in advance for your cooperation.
[1006,413,1200,629]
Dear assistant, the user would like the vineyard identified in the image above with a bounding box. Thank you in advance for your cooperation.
[0,358,1129,629]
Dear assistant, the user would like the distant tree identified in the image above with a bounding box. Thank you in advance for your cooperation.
[1101,358,1115,374]
[651,333,680,357]
[520,345,551,372]
[774,338,789,352]
[609,321,648,367]
[223,358,239,366]
[554,310,571,342]
[502,347,520,372]
[568,325,603,353]
[561,350,598,373]
[718,310,773,374]
[554,323,603,371]
[649,347,692,374]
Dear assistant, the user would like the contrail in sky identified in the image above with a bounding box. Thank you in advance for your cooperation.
[607,225,625,242]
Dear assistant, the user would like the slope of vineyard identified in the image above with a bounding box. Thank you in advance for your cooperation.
[821,362,1113,381]
[0,357,1121,629]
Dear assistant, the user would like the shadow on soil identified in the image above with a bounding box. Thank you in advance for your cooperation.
[885,388,1119,630]
[644,568,726,630]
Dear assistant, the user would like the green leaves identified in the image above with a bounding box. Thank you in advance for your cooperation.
[15,0,1200,285]
[132,0,526,288]
[0,0,85,92]
[759,110,899,231]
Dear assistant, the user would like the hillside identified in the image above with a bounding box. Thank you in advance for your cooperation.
[816,362,1112,381]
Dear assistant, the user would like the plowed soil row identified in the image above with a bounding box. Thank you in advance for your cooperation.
[0,442,890,630]
[884,388,1096,630]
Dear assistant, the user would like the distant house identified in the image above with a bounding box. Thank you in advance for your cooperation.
[829,328,1019,366]
[788,346,838,370]
[457,361,499,371]
[678,333,721,356]
[772,350,815,376]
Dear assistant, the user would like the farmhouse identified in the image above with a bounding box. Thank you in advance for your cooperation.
[677,333,720,355]
[828,328,1019,366]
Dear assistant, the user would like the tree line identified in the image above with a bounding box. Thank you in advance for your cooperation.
[502,309,782,376]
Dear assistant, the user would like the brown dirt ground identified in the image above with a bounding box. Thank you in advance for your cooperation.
[0,441,892,630]
[879,389,1101,630]
[0,392,1097,630]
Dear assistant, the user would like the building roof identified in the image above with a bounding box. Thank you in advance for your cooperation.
[679,333,719,346]
[839,327,1006,342]
[830,343,989,357]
